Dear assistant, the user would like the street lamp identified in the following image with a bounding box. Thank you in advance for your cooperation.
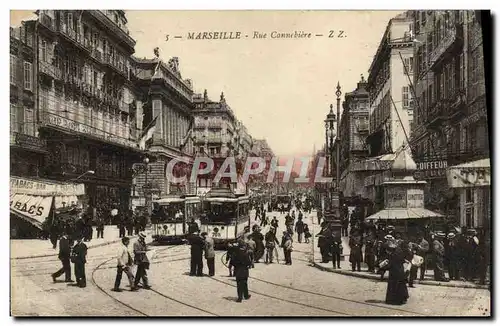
[324,105,337,212]
[133,157,152,225]
[335,82,342,192]
[69,170,95,181]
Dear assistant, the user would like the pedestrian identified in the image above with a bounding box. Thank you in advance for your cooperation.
[118,215,126,238]
[281,231,293,265]
[226,242,237,277]
[133,232,151,289]
[432,232,449,282]
[316,222,331,263]
[201,232,215,276]
[96,217,105,239]
[113,237,137,292]
[246,235,256,268]
[415,233,430,281]
[303,224,311,244]
[188,231,204,276]
[271,217,279,229]
[446,233,460,280]
[264,227,279,264]
[331,231,342,269]
[51,232,73,283]
[251,226,265,263]
[364,234,376,273]
[295,217,304,243]
[71,236,88,288]
[349,232,363,272]
[341,217,349,237]
[378,235,394,280]
[232,238,252,303]
[383,242,409,305]
[188,218,200,234]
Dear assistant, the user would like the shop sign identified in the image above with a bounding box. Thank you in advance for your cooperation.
[10,193,53,224]
[10,176,85,196]
[14,133,47,151]
[414,160,448,180]
[385,186,407,208]
[45,112,137,149]
[447,167,490,188]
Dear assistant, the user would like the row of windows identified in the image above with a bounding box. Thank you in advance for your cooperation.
[10,56,32,91]
[10,106,34,136]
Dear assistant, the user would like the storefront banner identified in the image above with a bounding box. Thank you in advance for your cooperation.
[53,195,79,209]
[196,188,211,196]
[10,177,85,196]
[447,159,491,188]
[10,193,53,224]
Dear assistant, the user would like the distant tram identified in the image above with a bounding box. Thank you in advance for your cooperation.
[200,188,250,248]
[151,195,201,244]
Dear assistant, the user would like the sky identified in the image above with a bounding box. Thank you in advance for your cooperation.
[10,10,403,157]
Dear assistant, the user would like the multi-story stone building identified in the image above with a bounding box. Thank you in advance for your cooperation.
[131,56,196,206]
[34,10,143,217]
[10,22,44,177]
[366,11,414,156]
[192,91,238,192]
[337,75,370,197]
[411,10,490,230]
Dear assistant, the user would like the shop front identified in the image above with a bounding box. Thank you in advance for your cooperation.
[446,158,491,237]
[10,176,85,238]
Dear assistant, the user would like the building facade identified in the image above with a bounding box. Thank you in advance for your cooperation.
[411,10,490,230]
[337,75,370,197]
[131,56,196,206]
[366,11,414,157]
[27,10,143,219]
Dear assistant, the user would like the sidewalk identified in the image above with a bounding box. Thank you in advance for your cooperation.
[309,212,489,290]
[11,226,138,260]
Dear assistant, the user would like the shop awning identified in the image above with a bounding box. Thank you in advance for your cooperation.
[365,208,444,221]
[446,158,490,188]
[10,193,53,229]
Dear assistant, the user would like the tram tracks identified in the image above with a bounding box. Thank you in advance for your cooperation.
[91,246,218,317]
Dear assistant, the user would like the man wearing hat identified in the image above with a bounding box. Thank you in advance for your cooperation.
[201,232,215,276]
[232,237,252,302]
[349,231,363,272]
[52,231,73,283]
[133,232,151,289]
[446,233,459,280]
[415,234,430,281]
[187,231,205,277]
[113,236,137,292]
[72,236,88,288]
[295,216,305,243]
[264,226,279,264]
[432,232,449,282]
[280,231,293,265]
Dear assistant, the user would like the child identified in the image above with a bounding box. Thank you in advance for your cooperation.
[304,224,311,244]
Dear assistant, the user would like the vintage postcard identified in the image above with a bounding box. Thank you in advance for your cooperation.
[9,9,491,317]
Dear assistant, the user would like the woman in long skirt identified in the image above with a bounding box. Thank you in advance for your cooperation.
[384,243,409,305]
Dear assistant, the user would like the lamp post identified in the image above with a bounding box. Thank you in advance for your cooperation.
[133,157,152,225]
[324,105,337,212]
[335,82,342,192]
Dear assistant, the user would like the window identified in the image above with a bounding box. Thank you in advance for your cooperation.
[404,57,414,74]
[10,55,16,84]
[459,53,465,89]
[402,86,410,108]
[10,105,17,133]
[41,40,47,62]
[24,107,34,136]
[23,62,32,91]
[465,207,474,228]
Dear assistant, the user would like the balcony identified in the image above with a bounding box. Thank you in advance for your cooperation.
[38,13,55,32]
[103,53,127,78]
[447,88,467,121]
[39,62,56,80]
[426,101,447,129]
[40,108,138,150]
[87,10,136,52]
[91,48,103,63]
[429,24,464,70]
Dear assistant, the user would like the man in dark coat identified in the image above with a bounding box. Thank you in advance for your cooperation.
[188,231,204,276]
[364,234,376,273]
[133,232,151,289]
[349,232,363,272]
[52,233,73,283]
[446,233,460,280]
[331,230,342,269]
[96,217,105,239]
[232,238,252,302]
[271,217,279,229]
[316,222,331,263]
[118,215,126,238]
[72,236,88,288]
[294,217,304,243]
[432,233,449,282]
[188,218,200,235]
[251,226,265,263]
[281,231,293,265]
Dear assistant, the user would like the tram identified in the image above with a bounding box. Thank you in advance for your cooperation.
[151,195,201,244]
[200,188,251,248]
[271,194,292,211]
